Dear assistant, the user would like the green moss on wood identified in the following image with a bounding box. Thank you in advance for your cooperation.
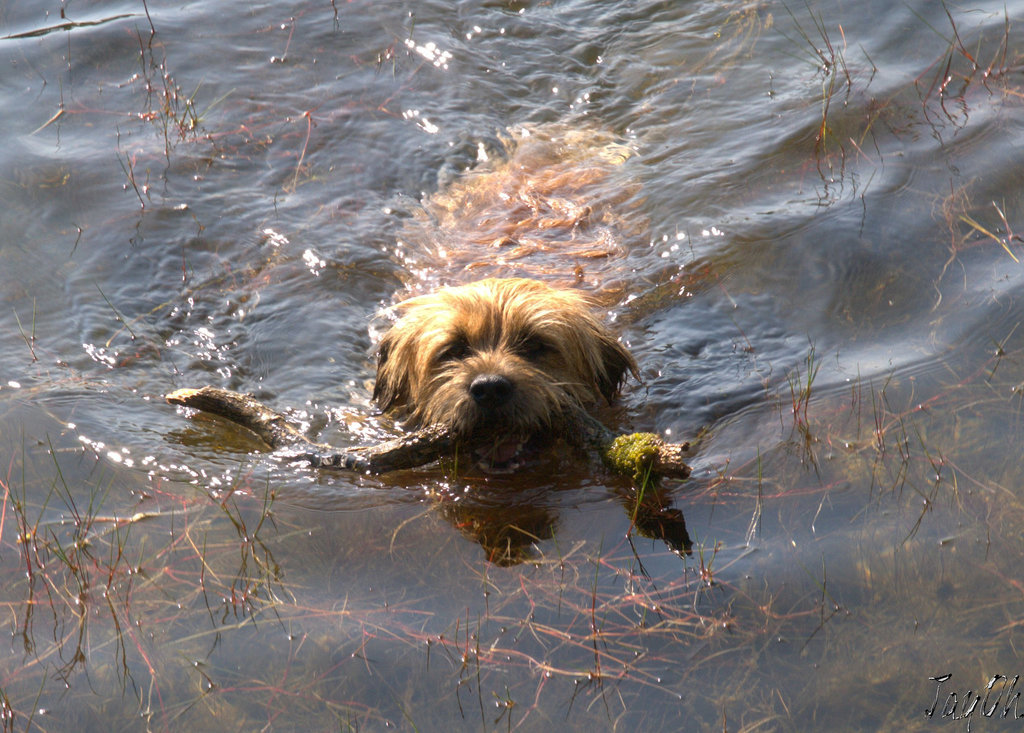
[602,432,663,483]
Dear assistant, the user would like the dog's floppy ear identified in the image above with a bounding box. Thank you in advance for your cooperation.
[372,330,408,411]
[595,334,640,404]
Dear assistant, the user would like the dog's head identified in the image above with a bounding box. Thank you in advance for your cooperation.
[374,278,638,470]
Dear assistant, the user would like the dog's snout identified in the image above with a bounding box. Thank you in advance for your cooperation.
[469,374,514,408]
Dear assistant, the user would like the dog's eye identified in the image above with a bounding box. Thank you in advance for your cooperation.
[517,334,551,360]
[437,337,470,363]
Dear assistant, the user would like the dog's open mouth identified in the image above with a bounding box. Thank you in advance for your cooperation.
[471,433,542,473]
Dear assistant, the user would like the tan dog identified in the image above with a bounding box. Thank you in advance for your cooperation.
[375,125,641,472]
[374,278,638,471]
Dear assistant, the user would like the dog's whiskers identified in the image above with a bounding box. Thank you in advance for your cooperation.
[374,278,636,472]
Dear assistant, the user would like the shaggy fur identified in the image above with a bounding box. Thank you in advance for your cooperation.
[374,278,637,469]
[375,125,641,471]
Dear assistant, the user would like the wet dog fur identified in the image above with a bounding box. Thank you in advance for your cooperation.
[374,278,637,471]
[374,125,641,472]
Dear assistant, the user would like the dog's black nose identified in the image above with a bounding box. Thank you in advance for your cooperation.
[470,374,514,408]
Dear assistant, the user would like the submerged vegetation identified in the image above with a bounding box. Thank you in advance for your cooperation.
[5,330,1024,729]
[1,0,1024,731]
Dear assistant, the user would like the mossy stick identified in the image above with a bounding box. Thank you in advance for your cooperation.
[166,386,690,479]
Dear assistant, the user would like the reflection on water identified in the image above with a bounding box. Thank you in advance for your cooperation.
[2,0,1024,729]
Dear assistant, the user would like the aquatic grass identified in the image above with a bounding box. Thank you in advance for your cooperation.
[212,476,295,618]
[754,330,1019,546]
[786,342,822,434]
[8,410,999,731]
[132,25,202,158]
[910,2,1019,106]
[180,467,301,628]
[9,3,1024,730]
[0,687,11,733]
[286,110,316,194]
[938,183,1024,300]
[2,445,109,682]
[778,0,853,170]
[776,342,825,471]
[779,1,851,82]
[10,10,1024,729]
[0,444,314,727]
[11,301,38,363]
[744,447,764,546]
[879,0,1024,189]
[115,139,148,209]
[958,201,1024,266]
[776,3,1023,210]
[694,538,719,589]
[343,531,757,727]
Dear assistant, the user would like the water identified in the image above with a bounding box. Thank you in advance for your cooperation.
[2,0,1024,729]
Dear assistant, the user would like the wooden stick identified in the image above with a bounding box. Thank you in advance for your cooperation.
[559,403,692,480]
[166,386,690,479]
[166,387,452,473]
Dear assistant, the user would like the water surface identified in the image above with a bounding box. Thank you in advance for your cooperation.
[2,0,1024,730]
